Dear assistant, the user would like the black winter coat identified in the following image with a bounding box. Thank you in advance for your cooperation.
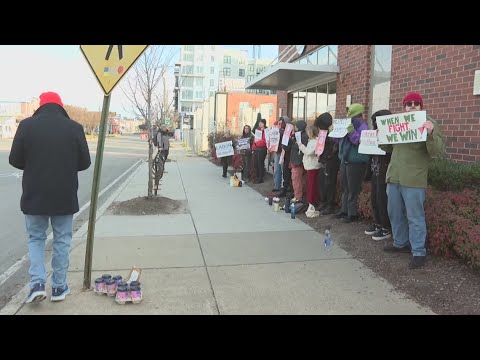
[9,104,91,215]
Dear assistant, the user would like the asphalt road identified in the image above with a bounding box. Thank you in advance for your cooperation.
[0,135,147,309]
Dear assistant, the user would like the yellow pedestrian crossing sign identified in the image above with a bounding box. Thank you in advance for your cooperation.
[80,45,149,95]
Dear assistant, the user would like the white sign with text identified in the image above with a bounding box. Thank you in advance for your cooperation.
[358,130,386,155]
[376,111,427,145]
[268,127,280,152]
[215,141,234,158]
[328,118,350,138]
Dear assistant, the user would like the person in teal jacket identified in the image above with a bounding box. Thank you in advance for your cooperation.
[380,92,445,269]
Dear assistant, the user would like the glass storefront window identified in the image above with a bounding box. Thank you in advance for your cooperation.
[316,83,328,115]
[306,87,317,123]
[328,45,338,65]
[317,47,329,66]
[370,45,392,116]
[295,45,338,66]
[327,81,336,116]
[289,80,336,122]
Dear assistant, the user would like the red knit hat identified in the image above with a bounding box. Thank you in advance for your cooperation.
[402,92,423,108]
[39,92,63,107]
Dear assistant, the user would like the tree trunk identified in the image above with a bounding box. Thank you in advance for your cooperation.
[147,139,153,197]
[147,100,153,198]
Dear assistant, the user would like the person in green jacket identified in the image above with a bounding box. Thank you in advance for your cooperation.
[380,92,445,269]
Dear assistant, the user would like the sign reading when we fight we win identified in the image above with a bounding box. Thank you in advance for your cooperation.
[377,111,428,145]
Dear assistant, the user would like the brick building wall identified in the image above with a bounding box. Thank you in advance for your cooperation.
[275,45,480,162]
[390,45,480,162]
[336,45,372,118]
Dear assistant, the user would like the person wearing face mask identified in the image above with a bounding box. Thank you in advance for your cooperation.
[380,92,445,269]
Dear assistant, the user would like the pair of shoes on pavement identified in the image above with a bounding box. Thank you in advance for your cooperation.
[25,284,70,304]
[383,243,426,269]
[305,204,320,218]
[365,223,392,240]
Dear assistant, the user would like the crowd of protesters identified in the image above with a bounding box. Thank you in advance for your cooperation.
[217,91,445,270]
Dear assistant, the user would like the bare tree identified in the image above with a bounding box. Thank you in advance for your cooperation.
[121,45,177,197]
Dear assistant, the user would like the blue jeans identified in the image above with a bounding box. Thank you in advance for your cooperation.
[273,152,283,189]
[25,215,73,289]
[386,184,426,256]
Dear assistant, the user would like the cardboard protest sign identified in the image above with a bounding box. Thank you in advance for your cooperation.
[377,111,427,145]
[315,130,328,156]
[358,130,386,155]
[295,131,302,144]
[282,123,294,146]
[255,129,263,141]
[215,141,234,158]
[279,148,285,165]
[265,127,271,148]
[328,118,350,138]
[268,127,280,152]
[236,137,250,151]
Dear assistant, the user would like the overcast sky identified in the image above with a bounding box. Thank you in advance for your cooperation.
[0,45,278,118]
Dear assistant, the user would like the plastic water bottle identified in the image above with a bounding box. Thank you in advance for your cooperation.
[290,202,296,219]
[324,229,332,251]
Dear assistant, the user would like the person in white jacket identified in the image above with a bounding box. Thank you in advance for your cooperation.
[299,125,322,218]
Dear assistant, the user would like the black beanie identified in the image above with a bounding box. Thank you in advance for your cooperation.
[371,109,392,130]
[314,112,333,130]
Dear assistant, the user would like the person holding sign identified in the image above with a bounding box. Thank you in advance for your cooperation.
[220,129,234,178]
[299,125,322,218]
[288,120,308,203]
[364,110,393,241]
[271,117,287,192]
[239,125,254,181]
[334,103,370,223]
[252,119,267,183]
[314,112,340,215]
[380,92,445,269]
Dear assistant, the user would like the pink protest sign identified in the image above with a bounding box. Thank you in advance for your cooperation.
[282,123,294,146]
[315,130,328,156]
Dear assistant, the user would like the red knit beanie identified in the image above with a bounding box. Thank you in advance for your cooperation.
[39,92,63,107]
[402,92,423,108]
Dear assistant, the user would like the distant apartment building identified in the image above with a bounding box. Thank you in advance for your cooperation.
[0,98,39,138]
[178,45,275,126]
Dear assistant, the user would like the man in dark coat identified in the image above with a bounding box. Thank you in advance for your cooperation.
[9,91,91,303]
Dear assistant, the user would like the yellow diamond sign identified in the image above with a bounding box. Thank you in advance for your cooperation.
[80,45,148,95]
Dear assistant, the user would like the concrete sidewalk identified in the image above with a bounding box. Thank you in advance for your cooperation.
[2,142,433,315]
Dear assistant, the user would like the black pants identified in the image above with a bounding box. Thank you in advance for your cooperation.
[340,161,367,217]
[283,159,292,192]
[319,159,340,210]
[254,147,267,181]
[221,156,231,176]
[161,149,169,160]
[371,175,390,229]
[242,154,252,180]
